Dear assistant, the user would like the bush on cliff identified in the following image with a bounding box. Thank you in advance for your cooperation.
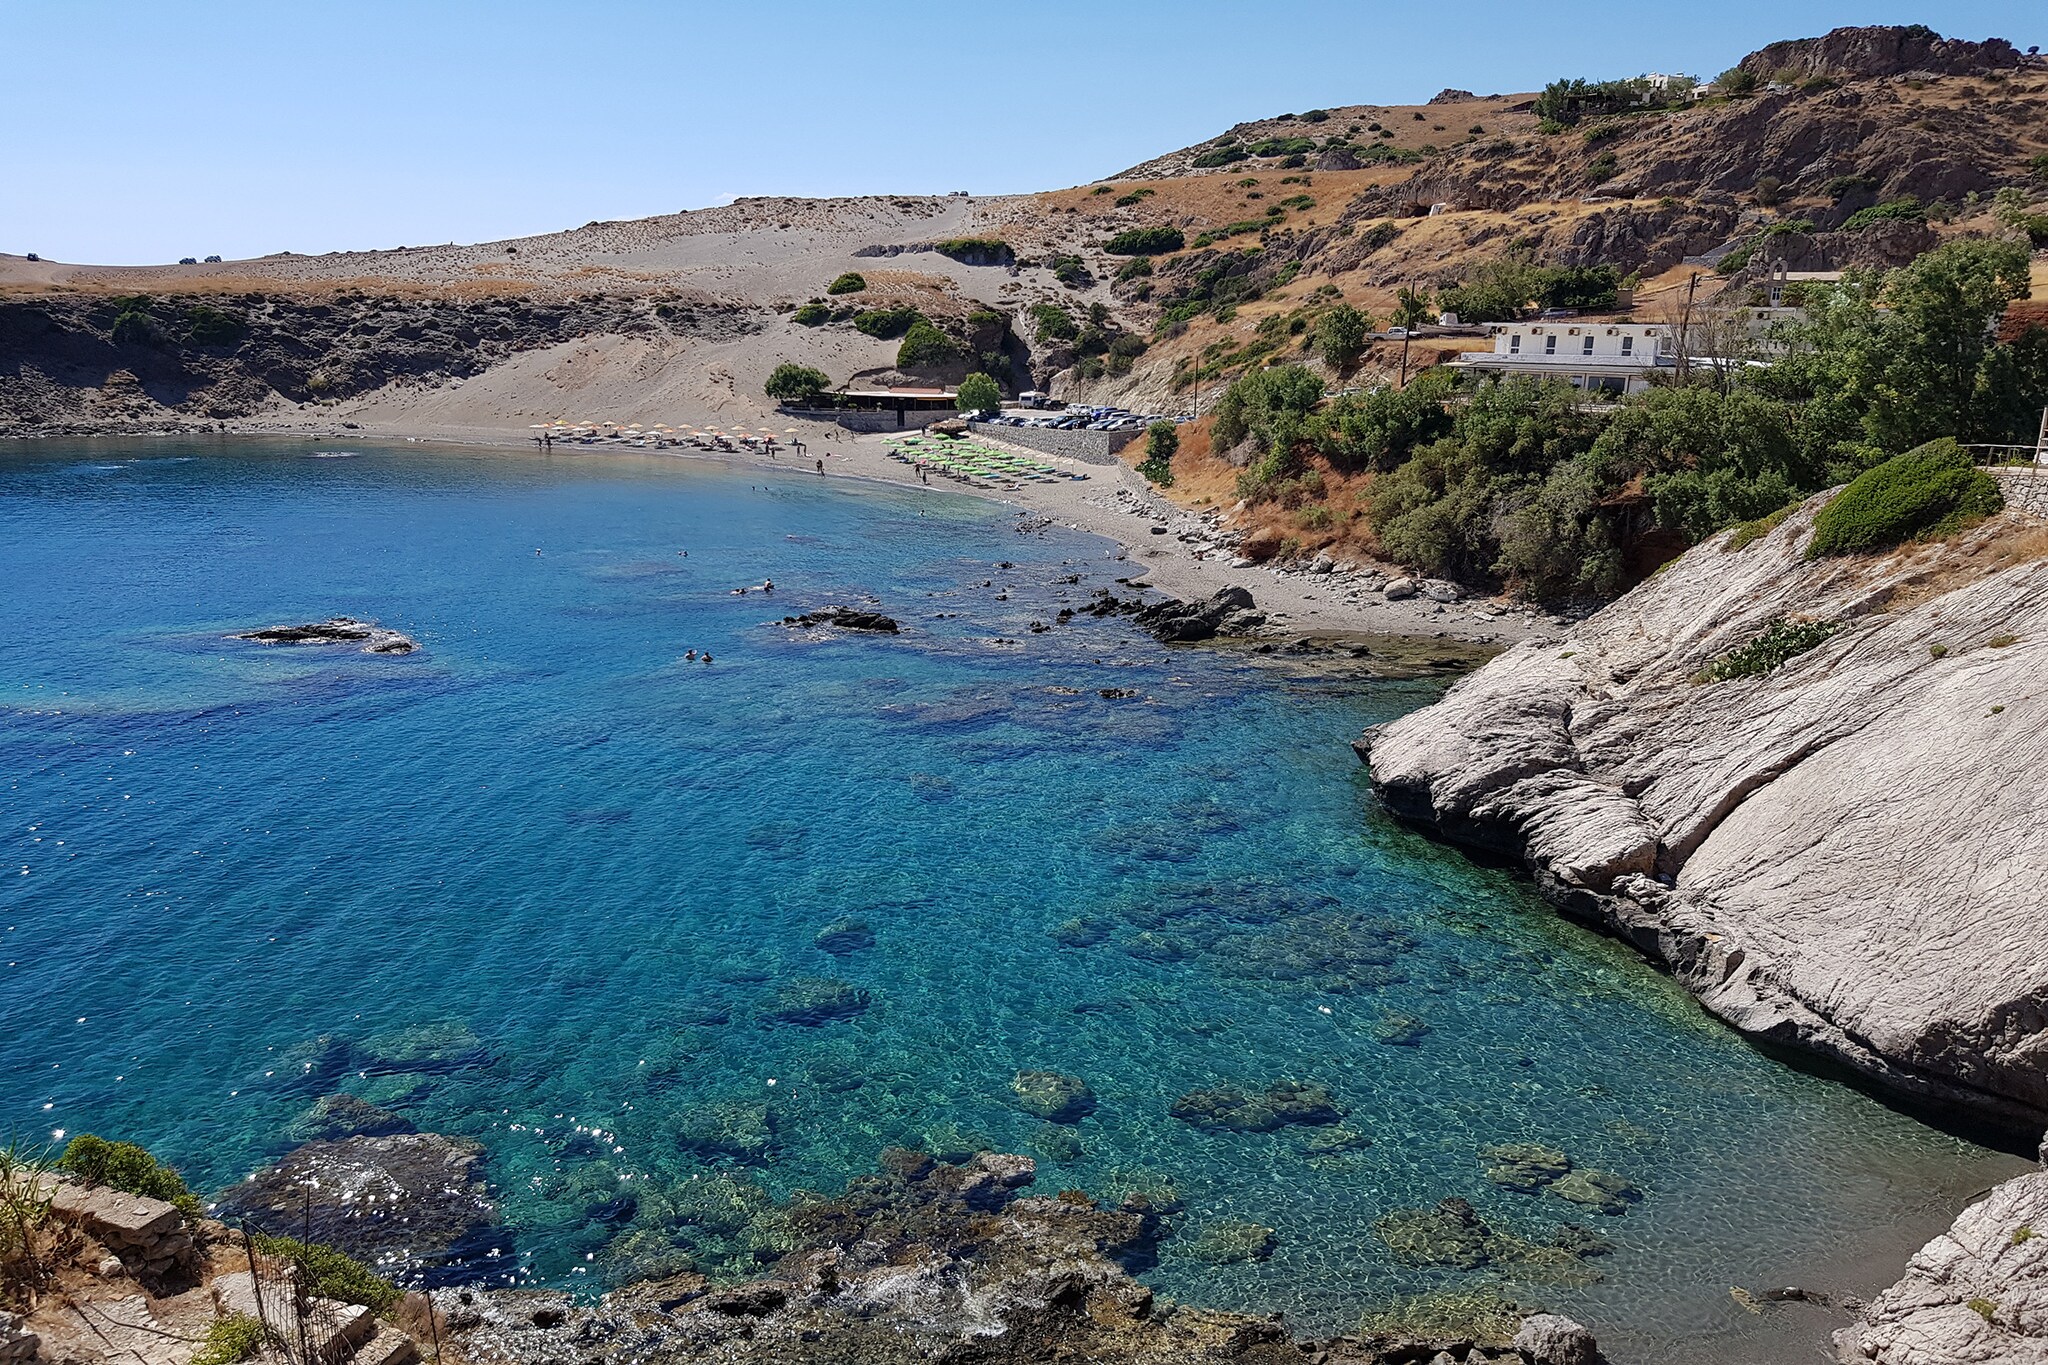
[825,272,867,295]
[896,319,959,369]
[57,1134,203,1217]
[1703,616,1844,682]
[1808,440,2004,557]
[853,307,922,340]
[1104,226,1185,256]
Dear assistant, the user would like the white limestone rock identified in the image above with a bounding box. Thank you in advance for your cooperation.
[1362,496,2048,1125]
[1835,1170,2048,1364]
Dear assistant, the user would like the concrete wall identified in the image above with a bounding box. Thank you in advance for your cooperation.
[966,422,1141,466]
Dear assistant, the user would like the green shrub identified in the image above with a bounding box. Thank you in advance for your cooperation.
[1030,303,1078,342]
[1192,145,1249,169]
[1841,198,1925,231]
[1929,643,1950,659]
[791,303,829,326]
[57,1134,202,1217]
[1248,136,1317,158]
[1115,255,1154,282]
[1724,502,1799,551]
[1104,226,1185,256]
[1314,304,1372,374]
[192,1315,268,1365]
[1586,152,1620,185]
[184,305,248,346]
[109,304,161,347]
[764,363,832,404]
[853,307,921,339]
[955,372,1001,415]
[1823,173,1880,202]
[1704,617,1843,682]
[825,272,867,295]
[251,1234,401,1313]
[2014,1226,2035,1245]
[1808,440,2004,557]
[1050,254,1091,288]
[1988,634,2018,648]
[896,319,959,369]
[1114,188,1156,207]
[933,238,1013,264]
[1968,1298,1998,1323]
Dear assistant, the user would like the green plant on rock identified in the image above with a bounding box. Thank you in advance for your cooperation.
[1968,1298,1998,1323]
[1808,440,2004,557]
[0,1141,56,1276]
[1703,617,1843,682]
[57,1134,203,1217]
[825,272,867,295]
[250,1234,401,1313]
[192,1314,269,1365]
[1841,197,1925,231]
[791,302,829,326]
[853,307,922,339]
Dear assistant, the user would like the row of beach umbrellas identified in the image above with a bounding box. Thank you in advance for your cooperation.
[526,420,798,442]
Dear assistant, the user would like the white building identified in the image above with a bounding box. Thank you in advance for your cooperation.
[1448,322,1675,394]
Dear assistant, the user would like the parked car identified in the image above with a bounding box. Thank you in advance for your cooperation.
[1540,308,1577,320]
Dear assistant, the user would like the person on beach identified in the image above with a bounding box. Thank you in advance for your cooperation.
[816,459,825,475]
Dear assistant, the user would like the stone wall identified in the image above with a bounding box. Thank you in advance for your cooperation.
[38,1176,199,1284]
[967,422,1142,466]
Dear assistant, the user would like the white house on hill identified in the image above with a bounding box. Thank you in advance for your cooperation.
[1448,322,1676,394]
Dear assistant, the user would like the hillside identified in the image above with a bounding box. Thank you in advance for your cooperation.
[3,23,2046,597]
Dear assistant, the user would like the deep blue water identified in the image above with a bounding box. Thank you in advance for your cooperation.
[0,439,2019,1362]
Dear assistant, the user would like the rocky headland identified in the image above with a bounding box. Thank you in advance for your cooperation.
[1358,486,2048,1360]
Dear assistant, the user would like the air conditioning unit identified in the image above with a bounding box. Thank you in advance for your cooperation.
[1606,328,1619,336]
[1568,327,1581,336]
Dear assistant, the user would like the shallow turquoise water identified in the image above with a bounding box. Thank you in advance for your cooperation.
[0,439,2019,1361]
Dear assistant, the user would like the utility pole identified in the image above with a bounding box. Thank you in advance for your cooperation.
[1676,272,1700,385]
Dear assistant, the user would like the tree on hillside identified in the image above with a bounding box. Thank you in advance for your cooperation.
[1438,256,1549,324]
[1393,285,1436,332]
[1138,421,1178,486]
[1314,305,1373,375]
[765,363,832,405]
[955,372,1001,415]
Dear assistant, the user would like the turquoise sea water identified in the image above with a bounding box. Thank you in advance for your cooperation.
[0,439,2020,1362]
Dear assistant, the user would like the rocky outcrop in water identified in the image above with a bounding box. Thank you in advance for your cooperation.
[437,1149,1570,1365]
[1361,495,2048,1129]
[236,617,418,654]
[215,1132,507,1285]
[780,607,900,634]
[1836,1140,2048,1364]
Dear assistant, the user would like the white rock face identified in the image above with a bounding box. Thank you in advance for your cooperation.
[1384,577,1418,600]
[1514,1312,1604,1364]
[1362,497,2048,1125]
[1835,1167,2048,1364]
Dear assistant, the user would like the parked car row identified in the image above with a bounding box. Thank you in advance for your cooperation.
[981,404,1186,433]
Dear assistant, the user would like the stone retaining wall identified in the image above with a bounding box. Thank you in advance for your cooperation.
[966,423,1141,466]
[37,1176,198,1282]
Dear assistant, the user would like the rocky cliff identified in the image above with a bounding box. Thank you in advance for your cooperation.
[1359,488,2048,1130]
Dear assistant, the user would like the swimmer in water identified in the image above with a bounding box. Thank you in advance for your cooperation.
[685,649,697,660]
[702,653,713,664]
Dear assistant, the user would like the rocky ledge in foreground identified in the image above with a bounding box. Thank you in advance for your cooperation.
[440,1147,1603,1365]
[1836,1137,2048,1364]
[1360,495,2048,1129]
[235,617,418,654]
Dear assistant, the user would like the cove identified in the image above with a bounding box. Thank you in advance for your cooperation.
[0,438,2023,1365]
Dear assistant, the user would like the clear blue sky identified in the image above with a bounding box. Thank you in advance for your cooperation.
[5,0,2042,265]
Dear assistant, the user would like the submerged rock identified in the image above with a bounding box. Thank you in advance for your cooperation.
[759,977,870,1026]
[812,917,875,955]
[1169,1080,1346,1133]
[1547,1169,1642,1216]
[672,1100,777,1161]
[1481,1142,1573,1194]
[1182,1220,1277,1265]
[235,617,418,654]
[1132,586,1259,644]
[1011,1070,1097,1124]
[1373,1013,1432,1046]
[1049,916,1113,948]
[285,1092,414,1143]
[216,1132,505,1284]
[1374,1198,1611,1281]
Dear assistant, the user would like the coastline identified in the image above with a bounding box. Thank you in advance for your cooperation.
[6,413,1555,648]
